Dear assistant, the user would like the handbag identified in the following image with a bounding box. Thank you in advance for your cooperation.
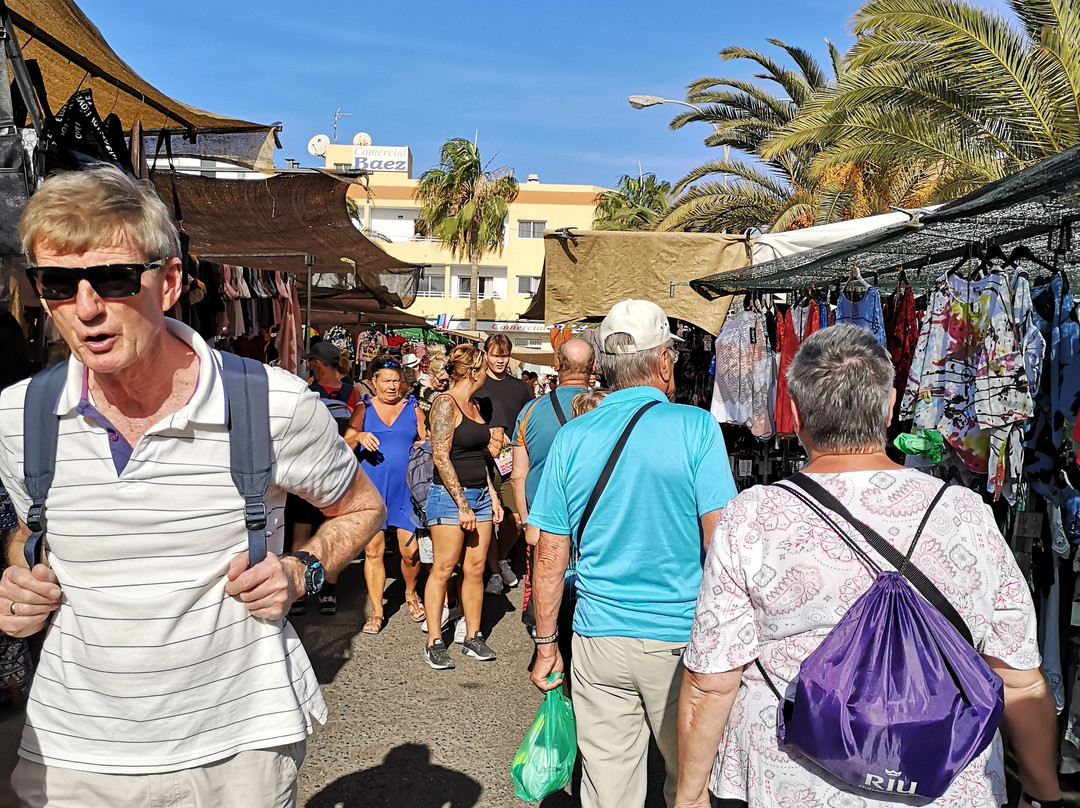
[760,473,1004,799]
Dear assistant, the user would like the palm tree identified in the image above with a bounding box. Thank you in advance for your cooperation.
[657,39,940,232]
[414,138,519,329]
[592,172,672,230]
[766,0,1080,199]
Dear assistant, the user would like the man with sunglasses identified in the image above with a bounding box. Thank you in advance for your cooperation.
[0,165,386,808]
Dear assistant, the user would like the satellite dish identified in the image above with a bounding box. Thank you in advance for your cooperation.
[307,134,330,157]
[353,132,372,147]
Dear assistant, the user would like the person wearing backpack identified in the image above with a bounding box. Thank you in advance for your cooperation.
[0,165,387,808]
[676,325,1060,808]
[303,341,358,411]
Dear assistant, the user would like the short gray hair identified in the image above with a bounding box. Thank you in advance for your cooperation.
[599,332,666,390]
[786,324,895,452]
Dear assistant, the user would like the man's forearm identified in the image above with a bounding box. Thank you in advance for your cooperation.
[534,530,570,638]
[302,467,386,579]
[1003,676,1063,800]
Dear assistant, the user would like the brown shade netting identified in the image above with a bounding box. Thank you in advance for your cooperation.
[151,171,421,308]
[8,0,279,170]
[301,287,428,327]
[541,229,753,335]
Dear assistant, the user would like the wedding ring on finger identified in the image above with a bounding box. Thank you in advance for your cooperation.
[8,601,15,615]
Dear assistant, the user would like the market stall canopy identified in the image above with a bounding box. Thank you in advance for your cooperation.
[151,171,421,307]
[542,229,752,335]
[8,0,281,171]
[510,346,555,367]
[691,145,1080,297]
[299,286,428,327]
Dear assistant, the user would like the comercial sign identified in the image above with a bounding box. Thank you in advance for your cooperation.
[491,322,548,333]
[352,145,410,172]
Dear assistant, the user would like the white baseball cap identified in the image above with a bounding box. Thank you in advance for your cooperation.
[598,299,684,354]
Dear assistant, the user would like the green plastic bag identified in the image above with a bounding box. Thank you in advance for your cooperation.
[511,678,577,801]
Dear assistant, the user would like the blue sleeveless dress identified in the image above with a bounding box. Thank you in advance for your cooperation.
[356,395,420,531]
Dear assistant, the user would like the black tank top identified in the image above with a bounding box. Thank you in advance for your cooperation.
[432,395,490,488]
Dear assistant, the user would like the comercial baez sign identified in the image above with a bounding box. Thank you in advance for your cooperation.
[352,146,410,172]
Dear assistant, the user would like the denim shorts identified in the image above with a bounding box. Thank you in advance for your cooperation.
[426,483,493,526]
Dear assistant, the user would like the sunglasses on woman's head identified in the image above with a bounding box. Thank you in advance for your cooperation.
[26,260,164,301]
[375,359,401,370]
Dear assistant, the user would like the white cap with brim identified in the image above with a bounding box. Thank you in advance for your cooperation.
[598,299,684,354]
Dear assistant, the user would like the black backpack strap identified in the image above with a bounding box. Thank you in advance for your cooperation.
[783,473,970,646]
[549,390,567,426]
[574,400,660,549]
[219,352,272,566]
[21,363,69,568]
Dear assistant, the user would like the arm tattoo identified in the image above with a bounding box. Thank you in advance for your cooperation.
[430,396,470,511]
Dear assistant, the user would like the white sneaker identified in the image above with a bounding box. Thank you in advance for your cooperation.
[498,559,518,587]
[421,602,450,634]
[454,616,467,644]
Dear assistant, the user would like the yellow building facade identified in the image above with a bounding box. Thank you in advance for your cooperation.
[322,142,605,348]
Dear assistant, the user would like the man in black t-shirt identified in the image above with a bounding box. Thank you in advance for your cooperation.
[473,334,534,594]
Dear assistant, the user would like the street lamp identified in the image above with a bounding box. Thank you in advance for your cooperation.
[628,94,728,161]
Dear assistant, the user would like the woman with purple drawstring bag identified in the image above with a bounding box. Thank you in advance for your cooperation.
[676,325,1061,808]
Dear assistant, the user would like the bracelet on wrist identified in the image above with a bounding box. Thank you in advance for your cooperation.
[533,630,559,645]
[1022,791,1064,808]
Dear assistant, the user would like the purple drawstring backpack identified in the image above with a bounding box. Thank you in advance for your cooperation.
[757,473,1005,800]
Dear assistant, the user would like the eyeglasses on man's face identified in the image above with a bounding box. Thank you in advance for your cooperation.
[27,260,163,301]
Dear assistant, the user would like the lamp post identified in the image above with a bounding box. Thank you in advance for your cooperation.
[628,94,730,163]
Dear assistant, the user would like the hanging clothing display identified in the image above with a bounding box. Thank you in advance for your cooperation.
[773,304,819,435]
[837,285,886,346]
[883,283,919,395]
[711,307,775,439]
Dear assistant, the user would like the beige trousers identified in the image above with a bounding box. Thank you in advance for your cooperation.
[570,634,686,808]
[12,741,305,808]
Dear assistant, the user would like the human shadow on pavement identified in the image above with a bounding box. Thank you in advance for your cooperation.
[305,743,482,808]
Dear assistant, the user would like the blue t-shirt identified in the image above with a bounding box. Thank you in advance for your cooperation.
[513,386,588,509]
[529,386,737,642]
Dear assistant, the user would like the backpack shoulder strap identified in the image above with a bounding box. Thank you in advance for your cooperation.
[22,363,69,567]
[548,390,567,426]
[574,400,661,548]
[784,473,970,646]
[219,352,271,566]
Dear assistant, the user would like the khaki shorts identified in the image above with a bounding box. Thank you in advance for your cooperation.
[12,741,306,808]
[493,467,517,514]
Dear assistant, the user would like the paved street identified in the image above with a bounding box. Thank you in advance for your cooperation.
[0,553,667,808]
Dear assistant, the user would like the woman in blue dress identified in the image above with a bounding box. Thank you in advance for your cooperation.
[345,357,427,634]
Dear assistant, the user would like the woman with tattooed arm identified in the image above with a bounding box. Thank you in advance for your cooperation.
[422,344,504,670]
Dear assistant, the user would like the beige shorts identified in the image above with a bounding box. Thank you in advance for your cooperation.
[12,741,306,808]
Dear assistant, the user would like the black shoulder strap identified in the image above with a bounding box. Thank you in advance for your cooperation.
[21,362,69,567]
[783,473,970,646]
[549,390,567,426]
[575,400,661,548]
[219,352,272,566]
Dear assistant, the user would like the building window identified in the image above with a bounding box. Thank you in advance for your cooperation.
[333,162,352,171]
[517,220,546,239]
[516,275,540,297]
[519,338,543,348]
[457,276,494,298]
[417,268,445,298]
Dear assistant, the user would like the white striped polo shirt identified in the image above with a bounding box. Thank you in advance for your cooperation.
[0,319,358,774]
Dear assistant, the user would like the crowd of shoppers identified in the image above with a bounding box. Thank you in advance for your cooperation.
[0,167,1061,807]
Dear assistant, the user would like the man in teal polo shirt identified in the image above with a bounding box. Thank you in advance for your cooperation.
[528,299,736,808]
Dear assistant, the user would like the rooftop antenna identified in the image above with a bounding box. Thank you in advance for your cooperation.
[332,109,353,143]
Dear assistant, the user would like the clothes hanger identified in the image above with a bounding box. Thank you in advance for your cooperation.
[1008,244,1057,274]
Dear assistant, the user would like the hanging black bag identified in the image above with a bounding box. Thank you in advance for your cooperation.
[0,20,30,256]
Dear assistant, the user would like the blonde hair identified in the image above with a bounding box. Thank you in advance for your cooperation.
[19,163,181,263]
[572,389,608,417]
[444,344,484,382]
[427,353,447,374]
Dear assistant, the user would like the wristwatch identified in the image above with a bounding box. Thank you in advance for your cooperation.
[1021,792,1064,808]
[290,551,325,596]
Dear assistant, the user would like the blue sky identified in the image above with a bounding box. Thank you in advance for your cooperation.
[78,0,1012,190]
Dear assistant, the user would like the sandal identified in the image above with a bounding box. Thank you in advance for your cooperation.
[405,593,426,623]
[362,614,385,635]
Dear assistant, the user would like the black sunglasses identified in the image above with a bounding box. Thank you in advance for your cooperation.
[373,358,402,370]
[26,260,164,301]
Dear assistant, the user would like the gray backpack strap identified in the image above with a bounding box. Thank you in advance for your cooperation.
[219,352,271,566]
[22,363,69,567]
